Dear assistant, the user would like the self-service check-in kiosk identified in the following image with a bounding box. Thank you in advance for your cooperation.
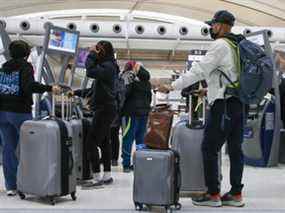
[34,23,80,119]
[242,30,281,167]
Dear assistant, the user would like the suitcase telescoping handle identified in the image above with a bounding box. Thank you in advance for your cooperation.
[153,89,157,108]
[152,89,172,112]
[51,87,73,120]
[188,91,206,128]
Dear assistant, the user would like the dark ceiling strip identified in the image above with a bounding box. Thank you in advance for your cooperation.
[253,0,285,13]
[221,0,285,21]
[129,0,142,14]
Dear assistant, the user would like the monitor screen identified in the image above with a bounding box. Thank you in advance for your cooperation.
[76,48,89,68]
[246,33,265,47]
[187,50,207,70]
[48,28,79,54]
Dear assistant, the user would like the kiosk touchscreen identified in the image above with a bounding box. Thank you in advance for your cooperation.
[34,24,80,119]
[47,26,79,55]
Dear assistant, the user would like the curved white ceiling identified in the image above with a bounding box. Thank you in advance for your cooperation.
[0,0,285,26]
[8,9,206,26]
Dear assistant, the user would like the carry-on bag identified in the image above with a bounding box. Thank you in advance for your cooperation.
[133,149,182,212]
[17,93,77,205]
[171,92,222,193]
[69,99,92,182]
[144,91,174,149]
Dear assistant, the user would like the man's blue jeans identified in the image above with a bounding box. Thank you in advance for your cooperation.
[0,111,32,190]
[121,116,148,168]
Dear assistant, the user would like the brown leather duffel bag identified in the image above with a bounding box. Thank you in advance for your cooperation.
[144,104,174,149]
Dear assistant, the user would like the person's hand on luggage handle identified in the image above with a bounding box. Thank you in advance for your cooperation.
[157,83,174,94]
[67,90,75,98]
[193,88,208,98]
[52,85,62,95]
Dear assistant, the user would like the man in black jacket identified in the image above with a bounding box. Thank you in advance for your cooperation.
[82,40,118,188]
[121,62,152,172]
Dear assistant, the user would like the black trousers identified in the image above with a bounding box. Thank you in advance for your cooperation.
[87,105,116,173]
[111,125,120,161]
[202,97,244,195]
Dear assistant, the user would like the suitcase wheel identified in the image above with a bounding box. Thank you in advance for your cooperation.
[48,197,56,206]
[134,202,143,211]
[165,206,173,213]
[18,191,25,200]
[174,203,182,210]
[71,192,77,201]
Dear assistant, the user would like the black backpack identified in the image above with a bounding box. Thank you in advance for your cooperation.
[114,71,127,113]
[221,37,274,104]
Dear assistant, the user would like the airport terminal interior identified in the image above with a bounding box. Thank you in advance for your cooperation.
[1,0,285,212]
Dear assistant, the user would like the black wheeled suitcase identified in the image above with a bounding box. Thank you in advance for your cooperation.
[80,117,92,181]
[71,100,92,182]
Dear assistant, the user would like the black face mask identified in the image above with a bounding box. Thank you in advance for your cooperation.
[210,27,219,40]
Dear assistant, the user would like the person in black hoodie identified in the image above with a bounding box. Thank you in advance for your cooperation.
[79,40,118,188]
[0,40,59,196]
[121,61,152,173]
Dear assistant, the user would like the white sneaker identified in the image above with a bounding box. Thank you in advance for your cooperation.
[93,173,102,182]
[103,172,114,185]
[81,173,104,190]
[6,190,17,196]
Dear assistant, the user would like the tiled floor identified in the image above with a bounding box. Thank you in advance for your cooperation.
[1,154,285,212]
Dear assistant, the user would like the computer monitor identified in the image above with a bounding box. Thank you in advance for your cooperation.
[47,26,79,55]
[76,48,89,68]
[246,31,267,50]
[187,49,207,70]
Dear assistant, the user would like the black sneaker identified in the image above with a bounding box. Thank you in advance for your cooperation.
[221,192,245,207]
[103,177,114,185]
[111,160,118,167]
[81,180,104,190]
[192,193,222,207]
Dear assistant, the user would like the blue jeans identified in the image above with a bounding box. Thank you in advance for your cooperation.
[0,111,32,190]
[121,116,148,167]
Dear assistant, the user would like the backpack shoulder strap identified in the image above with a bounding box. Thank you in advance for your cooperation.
[218,69,239,89]
[222,38,241,74]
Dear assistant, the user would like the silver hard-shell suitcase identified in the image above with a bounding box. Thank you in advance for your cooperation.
[133,149,181,212]
[17,94,77,205]
[171,95,221,193]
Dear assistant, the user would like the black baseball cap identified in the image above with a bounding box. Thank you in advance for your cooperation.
[205,10,235,26]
